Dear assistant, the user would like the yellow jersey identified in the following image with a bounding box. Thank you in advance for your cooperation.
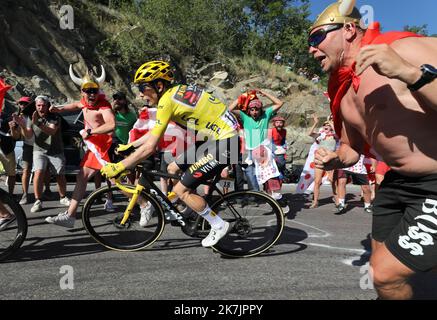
[150,84,239,140]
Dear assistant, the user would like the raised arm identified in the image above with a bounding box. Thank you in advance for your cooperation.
[49,101,82,114]
[13,114,33,140]
[228,98,240,117]
[32,112,59,136]
[308,114,320,139]
[257,89,284,113]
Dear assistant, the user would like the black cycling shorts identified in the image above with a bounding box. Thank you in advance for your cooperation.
[336,169,369,186]
[372,171,437,272]
[176,136,240,190]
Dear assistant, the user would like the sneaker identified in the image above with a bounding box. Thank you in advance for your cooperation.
[19,193,29,205]
[45,211,75,228]
[30,200,43,213]
[139,203,153,227]
[278,198,290,216]
[364,206,373,214]
[0,216,16,231]
[271,192,282,200]
[59,197,71,207]
[336,204,346,215]
[104,199,116,212]
[201,221,230,247]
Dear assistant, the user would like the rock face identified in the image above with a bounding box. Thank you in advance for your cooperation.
[0,0,330,164]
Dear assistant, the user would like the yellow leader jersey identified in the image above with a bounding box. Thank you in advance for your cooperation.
[151,84,239,140]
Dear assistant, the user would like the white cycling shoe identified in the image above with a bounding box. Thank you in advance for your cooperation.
[201,221,230,247]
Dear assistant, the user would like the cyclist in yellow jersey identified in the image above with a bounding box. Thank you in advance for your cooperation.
[101,61,239,247]
[151,84,239,141]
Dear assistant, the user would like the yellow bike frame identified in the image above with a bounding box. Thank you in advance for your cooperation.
[114,172,146,225]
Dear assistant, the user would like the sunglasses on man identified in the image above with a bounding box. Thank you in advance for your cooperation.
[308,24,343,48]
[138,83,153,93]
[82,88,99,95]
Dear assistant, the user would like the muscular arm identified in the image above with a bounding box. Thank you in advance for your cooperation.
[356,38,437,111]
[392,39,437,111]
[90,108,115,135]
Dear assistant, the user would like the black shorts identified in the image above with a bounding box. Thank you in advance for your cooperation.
[372,171,437,272]
[336,169,369,186]
[176,136,239,190]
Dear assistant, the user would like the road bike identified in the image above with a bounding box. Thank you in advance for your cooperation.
[0,188,28,261]
[82,165,284,258]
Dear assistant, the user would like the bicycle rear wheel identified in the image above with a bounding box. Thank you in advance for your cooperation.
[82,185,165,252]
[0,189,28,261]
[207,191,284,258]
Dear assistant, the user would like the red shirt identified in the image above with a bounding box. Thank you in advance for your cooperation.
[270,127,286,146]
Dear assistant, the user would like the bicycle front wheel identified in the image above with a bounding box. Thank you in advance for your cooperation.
[0,189,28,261]
[82,185,165,252]
[208,191,284,258]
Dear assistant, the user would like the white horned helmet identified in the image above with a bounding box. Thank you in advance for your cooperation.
[69,64,106,90]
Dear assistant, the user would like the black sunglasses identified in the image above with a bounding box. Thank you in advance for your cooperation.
[308,24,343,48]
[138,83,153,93]
[82,88,99,95]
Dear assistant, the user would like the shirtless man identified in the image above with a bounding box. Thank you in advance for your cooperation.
[309,0,437,299]
[45,65,115,228]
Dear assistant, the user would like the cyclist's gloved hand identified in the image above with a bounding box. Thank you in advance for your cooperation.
[100,162,126,179]
[116,143,136,156]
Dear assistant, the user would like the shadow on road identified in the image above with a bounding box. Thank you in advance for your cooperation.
[351,233,371,266]
[2,232,105,263]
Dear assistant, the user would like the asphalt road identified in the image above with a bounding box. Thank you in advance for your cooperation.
[1,183,436,302]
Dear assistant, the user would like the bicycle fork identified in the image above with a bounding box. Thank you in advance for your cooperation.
[116,183,145,226]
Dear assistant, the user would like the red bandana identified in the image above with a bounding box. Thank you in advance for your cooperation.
[328,22,422,140]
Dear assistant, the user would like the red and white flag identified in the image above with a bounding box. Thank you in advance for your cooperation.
[129,108,186,157]
[0,78,12,113]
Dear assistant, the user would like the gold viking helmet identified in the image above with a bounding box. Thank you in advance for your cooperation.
[69,64,106,90]
[310,0,363,33]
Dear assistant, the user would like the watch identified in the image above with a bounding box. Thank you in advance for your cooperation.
[407,64,437,92]
[86,128,92,137]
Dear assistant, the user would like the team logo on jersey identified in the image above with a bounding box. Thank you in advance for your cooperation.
[173,85,203,108]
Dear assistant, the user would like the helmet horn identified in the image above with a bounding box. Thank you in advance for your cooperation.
[69,65,84,87]
[338,0,356,17]
[96,65,106,85]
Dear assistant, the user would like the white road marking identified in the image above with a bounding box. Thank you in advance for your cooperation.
[302,242,369,254]
[285,220,331,238]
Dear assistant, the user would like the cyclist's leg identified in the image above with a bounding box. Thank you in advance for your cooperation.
[173,149,230,246]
